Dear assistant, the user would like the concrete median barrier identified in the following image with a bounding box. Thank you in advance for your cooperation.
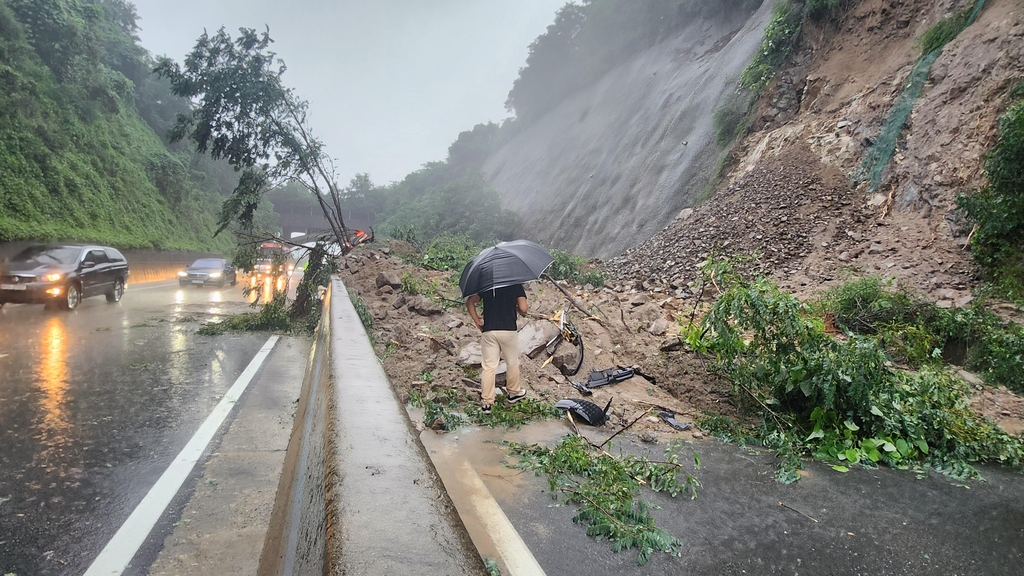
[259,276,481,576]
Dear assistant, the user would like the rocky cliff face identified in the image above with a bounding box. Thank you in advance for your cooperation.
[608,0,1024,308]
[486,0,1017,310]
[482,1,774,259]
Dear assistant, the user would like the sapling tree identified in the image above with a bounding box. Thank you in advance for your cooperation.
[155,27,353,254]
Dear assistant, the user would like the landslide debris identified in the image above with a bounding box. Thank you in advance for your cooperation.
[339,242,733,440]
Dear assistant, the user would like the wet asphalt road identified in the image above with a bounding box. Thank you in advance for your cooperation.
[470,424,1024,575]
[0,277,296,575]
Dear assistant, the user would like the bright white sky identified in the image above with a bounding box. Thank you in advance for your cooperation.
[130,0,565,185]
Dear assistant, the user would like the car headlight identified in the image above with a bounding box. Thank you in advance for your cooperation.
[209,272,222,279]
[178,271,188,277]
[44,273,63,282]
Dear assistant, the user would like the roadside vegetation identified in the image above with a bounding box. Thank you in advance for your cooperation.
[509,436,700,565]
[198,244,337,336]
[959,80,1024,302]
[407,383,701,566]
[684,259,1024,483]
[740,0,855,93]
[0,0,237,252]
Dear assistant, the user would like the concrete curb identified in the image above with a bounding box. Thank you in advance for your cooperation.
[259,276,481,575]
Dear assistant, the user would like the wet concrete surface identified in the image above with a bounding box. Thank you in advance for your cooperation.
[425,419,1024,575]
[147,336,307,576]
[0,275,299,575]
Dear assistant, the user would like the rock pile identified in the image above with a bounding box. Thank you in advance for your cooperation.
[607,146,869,290]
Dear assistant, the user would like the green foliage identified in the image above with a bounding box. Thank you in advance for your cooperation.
[698,263,1024,482]
[408,388,468,431]
[818,277,1024,393]
[508,435,700,565]
[918,4,975,54]
[421,234,480,273]
[379,168,516,245]
[712,89,754,148]
[400,272,420,296]
[467,397,561,429]
[547,249,606,287]
[739,1,803,92]
[289,244,338,333]
[959,96,1024,301]
[350,291,373,333]
[0,0,235,251]
[408,386,559,430]
[197,293,291,335]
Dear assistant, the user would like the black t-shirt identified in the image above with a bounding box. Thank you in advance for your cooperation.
[480,284,526,332]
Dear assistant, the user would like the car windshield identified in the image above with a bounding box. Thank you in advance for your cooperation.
[190,259,224,269]
[12,246,81,266]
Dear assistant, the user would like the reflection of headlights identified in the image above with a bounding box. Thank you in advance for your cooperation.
[209,272,222,279]
[44,273,63,282]
[178,271,188,277]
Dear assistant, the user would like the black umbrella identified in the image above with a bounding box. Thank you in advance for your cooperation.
[459,240,554,297]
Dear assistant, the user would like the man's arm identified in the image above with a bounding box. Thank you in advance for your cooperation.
[517,296,528,315]
[466,294,484,331]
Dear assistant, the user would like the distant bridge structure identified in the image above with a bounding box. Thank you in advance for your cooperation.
[278,206,375,240]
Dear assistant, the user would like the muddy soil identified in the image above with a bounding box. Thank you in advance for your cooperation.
[339,240,1023,438]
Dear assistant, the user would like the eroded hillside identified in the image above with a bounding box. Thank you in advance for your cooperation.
[605,0,1023,307]
[483,1,774,259]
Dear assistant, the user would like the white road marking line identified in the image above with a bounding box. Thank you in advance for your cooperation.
[460,460,546,576]
[83,335,280,576]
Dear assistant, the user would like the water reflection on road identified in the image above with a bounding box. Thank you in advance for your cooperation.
[0,276,293,574]
[36,317,71,470]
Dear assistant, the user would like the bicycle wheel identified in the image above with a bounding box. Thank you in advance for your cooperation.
[561,325,585,376]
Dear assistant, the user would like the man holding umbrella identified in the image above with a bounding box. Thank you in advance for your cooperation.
[460,240,554,414]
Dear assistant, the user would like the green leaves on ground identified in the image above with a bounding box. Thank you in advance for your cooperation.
[408,387,559,431]
[198,243,337,336]
[508,435,700,565]
[696,262,1024,482]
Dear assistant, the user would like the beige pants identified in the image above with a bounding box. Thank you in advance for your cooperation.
[480,330,521,405]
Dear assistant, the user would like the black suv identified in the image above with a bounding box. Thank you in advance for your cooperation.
[0,245,130,310]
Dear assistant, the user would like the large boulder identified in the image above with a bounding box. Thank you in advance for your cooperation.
[628,303,666,329]
[375,271,402,289]
[408,295,442,316]
[518,321,560,358]
[457,342,482,366]
[647,317,674,336]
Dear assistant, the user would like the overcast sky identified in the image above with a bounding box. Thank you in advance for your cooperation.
[130,0,565,185]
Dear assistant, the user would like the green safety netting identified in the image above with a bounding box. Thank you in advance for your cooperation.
[852,0,987,191]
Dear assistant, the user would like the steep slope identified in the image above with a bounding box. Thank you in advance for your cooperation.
[610,0,1024,306]
[0,0,235,252]
[482,1,774,259]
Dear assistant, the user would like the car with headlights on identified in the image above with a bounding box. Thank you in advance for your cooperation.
[178,258,237,288]
[0,244,129,310]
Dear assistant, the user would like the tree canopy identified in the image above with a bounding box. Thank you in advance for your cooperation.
[0,0,237,251]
